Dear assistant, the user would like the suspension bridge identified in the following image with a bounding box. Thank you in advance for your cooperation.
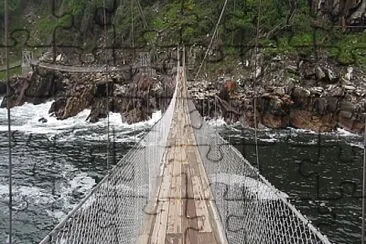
[34,49,332,244]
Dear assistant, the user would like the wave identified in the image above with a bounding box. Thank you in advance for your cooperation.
[0,169,97,221]
[209,173,289,200]
[207,116,227,127]
[0,98,162,141]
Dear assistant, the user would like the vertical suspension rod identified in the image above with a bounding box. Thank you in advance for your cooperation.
[253,0,262,173]
[362,114,366,244]
[103,0,110,172]
[5,0,13,242]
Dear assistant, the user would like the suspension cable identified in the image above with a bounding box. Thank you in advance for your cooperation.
[131,0,135,48]
[5,0,13,242]
[362,114,366,244]
[103,0,110,173]
[194,0,228,82]
[253,0,262,173]
[134,0,147,29]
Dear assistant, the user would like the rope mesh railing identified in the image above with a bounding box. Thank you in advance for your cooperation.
[38,69,178,244]
[187,96,332,244]
[39,59,331,244]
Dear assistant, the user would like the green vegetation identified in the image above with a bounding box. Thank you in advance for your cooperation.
[0,0,365,67]
[0,66,21,81]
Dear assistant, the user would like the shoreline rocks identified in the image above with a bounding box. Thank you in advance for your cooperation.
[1,67,175,124]
[188,52,366,134]
[1,51,366,134]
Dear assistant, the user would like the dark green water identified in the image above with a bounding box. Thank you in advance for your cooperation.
[221,125,363,244]
[0,100,363,243]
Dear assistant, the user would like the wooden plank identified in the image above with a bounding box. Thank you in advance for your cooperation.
[166,157,183,234]
[182,165,199,244]
[159,146,175,200]
[184,165,196,218]
[187,121,228,244]
[150,201,169,244]
[160,163,173,199]
[165,233,183,244]
[191,173,212,233]
[140,67,228,244]
[196,232,217,243]
[137,150,170,244]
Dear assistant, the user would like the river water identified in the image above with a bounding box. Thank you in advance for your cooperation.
[0,98,363,244]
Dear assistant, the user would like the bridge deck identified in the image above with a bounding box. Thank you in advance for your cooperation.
[138,68,226,244]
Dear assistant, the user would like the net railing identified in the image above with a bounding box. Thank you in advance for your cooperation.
[187,97,332,244]
[38,71,178,244]
[39,59,332,244]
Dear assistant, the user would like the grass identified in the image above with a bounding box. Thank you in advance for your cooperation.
[0,66,22,82]
[327,32,366,67]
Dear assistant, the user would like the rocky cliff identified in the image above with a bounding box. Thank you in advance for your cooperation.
[1,48,365,134]
[1,66,175,124]
[311,0,366,29]
[188,50,366,133]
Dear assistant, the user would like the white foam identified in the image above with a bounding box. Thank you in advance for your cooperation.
[0,168,97,220]
[259,138,278,143]
[0,184,55,206]
[68,172,96,195]
[348,142,363,149]
[207,117,227,127]
[336,128,360,137]
[0,99,162,141]
[209,173,288,200]
[287,127,317,135]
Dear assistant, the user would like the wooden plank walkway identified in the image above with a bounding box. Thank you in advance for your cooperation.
[138,67,227,244]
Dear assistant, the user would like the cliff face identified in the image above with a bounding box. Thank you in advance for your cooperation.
[1,47,365,134]
[187,48,366,134]
[311,0,366,29]
[1,67,175,124]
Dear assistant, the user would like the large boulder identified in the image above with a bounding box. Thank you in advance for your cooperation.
[0,76,30,108]
[25,72,64,104]
[218,79,237,100]
[0,82,6,95]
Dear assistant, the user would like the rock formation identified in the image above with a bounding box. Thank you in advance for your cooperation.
[1,48,365,134]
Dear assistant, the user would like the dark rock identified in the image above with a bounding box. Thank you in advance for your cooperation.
[290,110,335,132]
[25,72,64,104]
[338,110,353,119]
[314,98,327,115]
[94,82,113,97]
[0,82,6,95]
[38,117,47,123]
[218,80,237,101]
[339,101,354,112]
[122,108,149,124]
[291,87,311,107]
[87,99,108,123]
[302,65,315,79]
[292,87,310,98]
[310,87,324,96]
[344,85,356,92]
[315,66,326,80]
[326,96,338,112]
[325,68,339,83]
[49,98,67,118]
[259,94,287,116]
[261,113,289,129]
[329,86,344,97]
[135,73,155,92]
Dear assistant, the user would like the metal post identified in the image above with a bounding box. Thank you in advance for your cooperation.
[5,0,13,243]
